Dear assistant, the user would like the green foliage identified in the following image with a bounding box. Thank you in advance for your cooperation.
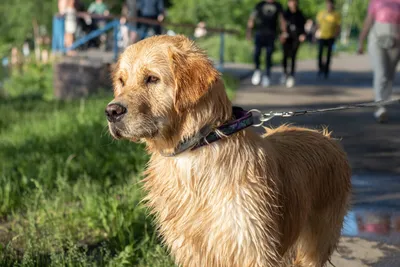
[337,0,369,30]
[3,62,53,100]
[0,0,57,45]
[167,0,368,36]
[168,0,257,34]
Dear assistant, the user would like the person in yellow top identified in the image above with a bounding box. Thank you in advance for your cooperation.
[316,0,341,79]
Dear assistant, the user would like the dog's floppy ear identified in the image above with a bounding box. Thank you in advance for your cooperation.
[168,40,219,113]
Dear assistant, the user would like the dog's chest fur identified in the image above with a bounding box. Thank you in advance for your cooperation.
[143,140,282,266]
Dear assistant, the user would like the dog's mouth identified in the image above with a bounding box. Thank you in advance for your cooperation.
[109,125,124,140]
[109,123,157,143]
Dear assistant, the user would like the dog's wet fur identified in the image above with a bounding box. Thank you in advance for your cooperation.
[106,35,351,267]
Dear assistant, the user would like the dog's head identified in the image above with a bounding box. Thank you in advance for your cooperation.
[106,35,231,152]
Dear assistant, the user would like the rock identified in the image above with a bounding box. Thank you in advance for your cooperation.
[53,57,114,100]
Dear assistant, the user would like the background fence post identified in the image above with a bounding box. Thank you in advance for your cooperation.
[51,15,65,53]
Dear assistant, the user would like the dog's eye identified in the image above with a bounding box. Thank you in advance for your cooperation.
[146,75,159,84]
[119,78,125,87]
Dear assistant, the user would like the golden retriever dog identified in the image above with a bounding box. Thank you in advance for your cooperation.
[105,35,351,267]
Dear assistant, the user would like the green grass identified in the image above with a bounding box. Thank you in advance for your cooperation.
[0,63,238,266]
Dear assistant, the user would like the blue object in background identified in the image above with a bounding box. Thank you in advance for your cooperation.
[52,16,65,53]
[2,57,9,67]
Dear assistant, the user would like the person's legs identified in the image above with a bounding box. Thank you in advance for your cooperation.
[282,40,291,76]
[265,36,275,78]
[286,39,300,88]
[139,22,150,40]
[368,35,395,122]
[325,38,335,78]
[290,39,301,76]
[254,34,263,70]
[260,35,274,87]
[153,24,162,35]
[252,33,263,85]
[388,44,400,87]
[317,39,325,76]
[370,42,393,102]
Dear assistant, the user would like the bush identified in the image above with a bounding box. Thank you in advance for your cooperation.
[3,62,53,100]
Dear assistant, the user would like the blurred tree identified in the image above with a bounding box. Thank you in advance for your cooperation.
[167,0,257,33]
[167,0,368,35]
[0,0,369,58]
[0,0,57,53]
[167,0,325,33]
[0,0,124,56]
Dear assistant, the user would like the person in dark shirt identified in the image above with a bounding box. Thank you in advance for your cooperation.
[247,0,287,87]
[281,0,306,88]
[123,0,140,44]
[138,0,165,39]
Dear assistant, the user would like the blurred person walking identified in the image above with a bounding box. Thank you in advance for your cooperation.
[281,0,306,88]
[315,0,341,79]
[358,0,400,123]
[138,0,165,39]
[247,0,287,87]
[125,0,140,44]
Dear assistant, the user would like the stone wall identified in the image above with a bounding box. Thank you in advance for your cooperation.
[54,57,114,100]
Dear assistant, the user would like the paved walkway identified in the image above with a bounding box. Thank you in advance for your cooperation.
[231,54,400,266]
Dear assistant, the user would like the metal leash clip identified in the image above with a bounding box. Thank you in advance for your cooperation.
[247,98,400,127]
[248,109,281,127]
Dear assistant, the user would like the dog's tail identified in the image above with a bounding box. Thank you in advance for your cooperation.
[262,124,333,138]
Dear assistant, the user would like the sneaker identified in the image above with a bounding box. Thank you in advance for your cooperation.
[374,107,388,123]
[280,74,287,85]
[286,76,295,88]
[251,69,261,85]
[261,75,270,87]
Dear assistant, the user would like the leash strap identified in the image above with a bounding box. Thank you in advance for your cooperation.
[249,98,400,126]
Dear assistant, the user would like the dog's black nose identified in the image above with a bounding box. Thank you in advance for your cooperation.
[105,103,127,123]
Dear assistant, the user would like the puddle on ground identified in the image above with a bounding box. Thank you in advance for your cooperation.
[341,174,400,244]
[343,209,400,238]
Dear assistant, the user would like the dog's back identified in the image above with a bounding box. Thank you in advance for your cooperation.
[263,125,351,265]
